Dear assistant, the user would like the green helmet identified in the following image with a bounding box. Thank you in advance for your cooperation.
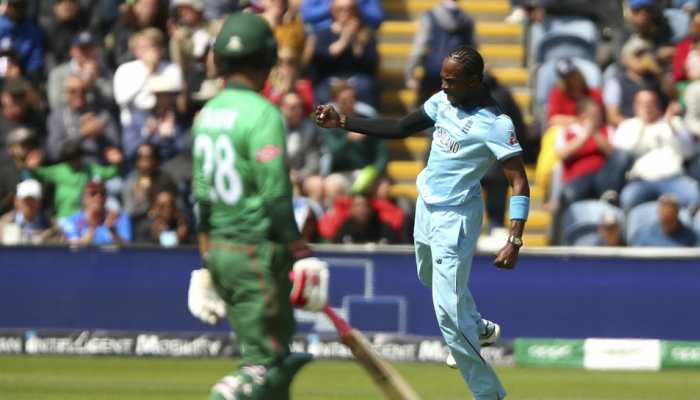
[213,12,277,68]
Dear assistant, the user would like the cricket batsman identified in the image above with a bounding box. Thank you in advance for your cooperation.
[315,46,530,400]
[187,12,327,400]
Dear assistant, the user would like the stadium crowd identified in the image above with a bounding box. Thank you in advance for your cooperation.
[0,0,699,248]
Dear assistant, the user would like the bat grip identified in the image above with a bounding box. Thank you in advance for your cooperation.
[323,305,352,337]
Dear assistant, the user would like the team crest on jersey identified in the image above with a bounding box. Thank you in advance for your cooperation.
[462,119,473,135]
[256,145,281,162]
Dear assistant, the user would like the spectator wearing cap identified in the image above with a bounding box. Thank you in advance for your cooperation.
[603,37,666,126]
[114,28,183,161]
[167,0,211,79]
[46,74,120,165]
[301,0,384,32]
[0,77,43,141]
[40,0,87,70]
[0,0,43,81]
[308,0,379,106]
[672,10,700,83]
[629,194,698,247]
[0,127,40,213]
[547,58,604,128]
[0,179,64,245]
[47,31,113,110]
[60,180,131,246]
[612,89,698,211]
[30,139,122,219]
[0,37,24,87]
[121,142,177,225]
[555,98,613,210]
[111,0,167,68]
[592,211,625,247]
[121,72,188,164]
[133,189,190,246]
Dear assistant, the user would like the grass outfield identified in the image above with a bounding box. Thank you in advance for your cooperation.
[1,355,698,399]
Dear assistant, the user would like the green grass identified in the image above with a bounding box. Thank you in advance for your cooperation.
[1,355,699,399]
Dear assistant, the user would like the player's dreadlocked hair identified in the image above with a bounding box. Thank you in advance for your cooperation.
[447,46,484,81]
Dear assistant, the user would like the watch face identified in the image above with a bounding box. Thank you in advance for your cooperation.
[510,236,523,246]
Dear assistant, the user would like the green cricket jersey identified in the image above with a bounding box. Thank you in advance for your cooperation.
[192,83,300,244]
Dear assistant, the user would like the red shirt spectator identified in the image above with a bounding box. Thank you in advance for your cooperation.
[547,58,604,128]
[548,86,603,122]
[671,11,700,83]
[558,124,611,183]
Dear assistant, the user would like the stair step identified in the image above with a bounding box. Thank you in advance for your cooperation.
[522,233,549,247]
[387,160,424,180]
[388,136,429,159]
[379,43,524,62]
[383,0,510,16]
[379,67,529,87]
[379,21,522,39]
[507,209,551,229]
[390,183,419,199]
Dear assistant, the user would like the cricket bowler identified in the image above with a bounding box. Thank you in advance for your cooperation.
[315,46,530,400]
[187,12,327,400]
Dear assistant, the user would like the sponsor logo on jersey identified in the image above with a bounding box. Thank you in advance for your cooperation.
[434,127,460,154]
[507,130,519,146]
[462,119,473,135]
[255,145,281,163]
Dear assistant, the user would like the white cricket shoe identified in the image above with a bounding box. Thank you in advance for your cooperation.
[446,320,501,369]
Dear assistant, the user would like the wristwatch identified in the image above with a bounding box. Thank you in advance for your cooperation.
[507,235,523,248]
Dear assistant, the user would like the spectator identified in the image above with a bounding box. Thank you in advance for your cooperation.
[556,98,613,209]
[630,194,698,246]
[301,0,383,31]
[603,37,665,126]
[405,0,475,105]
[613,90,698,211]
[262,46,315,115]
[547,58,604,128]
[113,28,183,163]
[0,78,43,145]
[672,10,700,83]
[309,0,379,106]
[370,175,407,239]
[30,140,122,219]
[317,173,350,238]
[321,82,387,194]
[41,0,86,69]
[122,143,177,224]
[627,0,675,61]
[0,0,43,81]
[0,127,39,213]
[167,0,211,78]
[333,193,400,244]
[134,189,189,246]
[47,31,113,111]
[685,69,700,181]
[293,196,322,242]
[201,0,238,21]
[592,210,625,246]
[0,38,25,88]
[0,179,63,245]
[111,0,166,67]
[259,0,306,62]
[46,74,120,164]
[60,180,131,246]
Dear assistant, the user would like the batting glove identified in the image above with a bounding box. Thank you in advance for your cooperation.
[290,258,329,312]
[188,268,226,325]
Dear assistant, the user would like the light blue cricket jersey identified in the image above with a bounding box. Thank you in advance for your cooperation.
[417,91,522,206]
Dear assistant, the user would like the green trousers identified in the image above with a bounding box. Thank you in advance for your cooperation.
[208,240,296,366]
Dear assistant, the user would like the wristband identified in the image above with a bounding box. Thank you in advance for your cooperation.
[509,196,529,221]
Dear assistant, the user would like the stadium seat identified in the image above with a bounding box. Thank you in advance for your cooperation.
[560,200,625,246]
[535,58,603,110]
[626,201,694,244]
[530,17,599,64]
[694,210,700,236]
[664,9,691,44]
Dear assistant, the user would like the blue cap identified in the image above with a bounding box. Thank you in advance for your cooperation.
[629,0,656,10]
[71,31,95,47]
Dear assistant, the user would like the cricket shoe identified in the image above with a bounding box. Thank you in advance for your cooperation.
[446,320,501,369]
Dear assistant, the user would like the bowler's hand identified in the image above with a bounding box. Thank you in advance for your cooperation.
[315,105,341,128]
[493,243,519,269]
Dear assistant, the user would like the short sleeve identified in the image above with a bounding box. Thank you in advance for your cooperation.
[486,116,522,161]
[422,92,443,121]
[60,215,80,241]
[603,78,621,107]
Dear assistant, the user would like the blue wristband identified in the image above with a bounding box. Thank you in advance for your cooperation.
[509,196,530,221]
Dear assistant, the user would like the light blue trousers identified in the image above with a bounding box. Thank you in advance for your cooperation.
[414,196,506,400]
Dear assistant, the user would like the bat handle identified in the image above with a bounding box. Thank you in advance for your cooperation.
[323,305,352,337]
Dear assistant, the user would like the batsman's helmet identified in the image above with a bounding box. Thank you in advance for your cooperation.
[213,12,278,72]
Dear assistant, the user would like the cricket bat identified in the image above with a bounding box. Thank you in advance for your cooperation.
[323,305,422,400]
